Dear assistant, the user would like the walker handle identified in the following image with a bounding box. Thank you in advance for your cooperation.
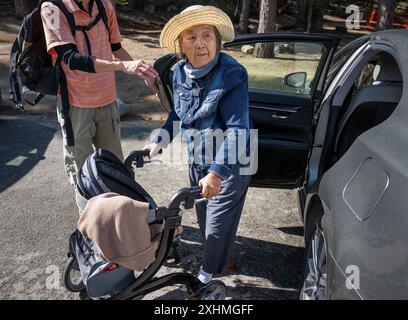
[168,185,204,210]
[183,185,204,210]
[123,149,151,176]
[189,185,203,196]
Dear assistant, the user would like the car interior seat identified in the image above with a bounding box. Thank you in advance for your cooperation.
[334,53,403,158]
[153,53,179,113]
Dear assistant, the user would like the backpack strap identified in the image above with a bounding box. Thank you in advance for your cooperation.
[94,0,111,43]
[72,0,111,56]
[38,0,76,38]
[38,0,76,146]
[56,55,75,146]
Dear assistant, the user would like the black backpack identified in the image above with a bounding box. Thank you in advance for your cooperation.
[10,0,110,146]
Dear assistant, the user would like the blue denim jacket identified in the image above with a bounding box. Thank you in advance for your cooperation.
[156,53,251,179]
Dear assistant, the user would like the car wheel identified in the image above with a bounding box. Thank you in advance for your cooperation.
[300,225,328,300]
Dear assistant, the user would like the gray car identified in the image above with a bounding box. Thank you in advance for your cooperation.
[299,30,406,300]
[154,29,407,300]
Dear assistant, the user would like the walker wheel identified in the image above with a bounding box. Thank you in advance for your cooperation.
[63,256,86,292]
[198,280,227,300]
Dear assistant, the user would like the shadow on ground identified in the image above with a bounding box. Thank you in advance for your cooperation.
[0,118,57,192]
[149,225,304,300]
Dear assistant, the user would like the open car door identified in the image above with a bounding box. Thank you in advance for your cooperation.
[154,33,339,189]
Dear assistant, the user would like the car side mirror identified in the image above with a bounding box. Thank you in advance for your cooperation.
[283,72,307,89]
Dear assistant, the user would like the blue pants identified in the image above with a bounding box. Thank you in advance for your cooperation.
[189,165,251,274]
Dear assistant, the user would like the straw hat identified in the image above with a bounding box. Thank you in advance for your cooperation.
[160,5,235,52]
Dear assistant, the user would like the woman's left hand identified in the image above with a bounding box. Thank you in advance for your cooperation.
[199,173,222,199]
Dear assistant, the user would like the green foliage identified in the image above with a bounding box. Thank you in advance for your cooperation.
[115,0,128,6]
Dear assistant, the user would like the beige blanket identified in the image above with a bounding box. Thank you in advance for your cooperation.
[78,192,163,271]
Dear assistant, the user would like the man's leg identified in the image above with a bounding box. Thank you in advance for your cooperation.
[92,101,124,161]
[57,99,95,185]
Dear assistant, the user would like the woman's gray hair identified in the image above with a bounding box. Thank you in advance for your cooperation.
[177,26,222,60]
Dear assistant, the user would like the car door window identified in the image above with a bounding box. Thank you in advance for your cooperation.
[222,41,326,96]
[325,36,368,92]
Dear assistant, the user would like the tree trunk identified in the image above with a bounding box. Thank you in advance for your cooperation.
[296,0,308,30]
[306,0,313,32]
[239,0,250,34]
[15,0,37,18]
[305,0,327,32]
[254,0,277,58]
[254,0,278,58]
[377,0,396,30]
[257,0,277,33]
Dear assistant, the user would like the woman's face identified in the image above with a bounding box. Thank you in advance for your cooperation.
[180,24,218,68]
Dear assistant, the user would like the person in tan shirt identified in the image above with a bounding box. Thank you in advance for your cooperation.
[40,0,158,190]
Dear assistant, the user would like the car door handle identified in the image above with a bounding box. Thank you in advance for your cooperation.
[249,104,302,113]
[271,113,289,119]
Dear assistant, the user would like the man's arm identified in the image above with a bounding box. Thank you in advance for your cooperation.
[112,46,133,61]
[52,44,158,83]
[54,44,122,73]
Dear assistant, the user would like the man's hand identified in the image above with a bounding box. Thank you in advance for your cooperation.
[121,60,159,93]
[199,173,222,199]
[143,143,162,159]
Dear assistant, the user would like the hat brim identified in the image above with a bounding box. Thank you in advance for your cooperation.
[160,6,235,52]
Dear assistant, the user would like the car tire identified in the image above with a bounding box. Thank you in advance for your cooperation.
[299,212,328,300]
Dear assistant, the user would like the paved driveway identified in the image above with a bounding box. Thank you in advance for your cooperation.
[0,108,304,300]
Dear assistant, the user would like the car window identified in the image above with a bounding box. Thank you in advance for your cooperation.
[223,41,326,96]
[325,36,368,91]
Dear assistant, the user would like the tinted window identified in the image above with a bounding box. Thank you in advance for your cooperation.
[325,36,368,90]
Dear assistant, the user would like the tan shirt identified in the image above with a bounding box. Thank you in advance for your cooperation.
[41,0,122,108]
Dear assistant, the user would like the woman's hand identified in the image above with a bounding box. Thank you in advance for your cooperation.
[199,173,222,199]
[143,143,162,159]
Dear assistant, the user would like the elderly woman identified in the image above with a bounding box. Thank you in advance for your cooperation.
[144,5,252,285]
